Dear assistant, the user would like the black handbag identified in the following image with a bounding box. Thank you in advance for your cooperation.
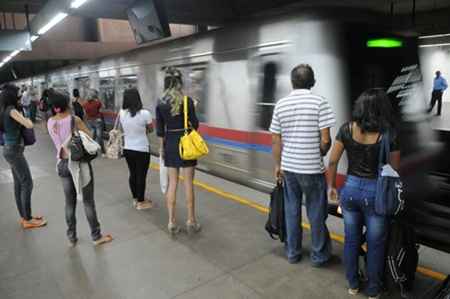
[69,116,97,162]
[265,181,286,243]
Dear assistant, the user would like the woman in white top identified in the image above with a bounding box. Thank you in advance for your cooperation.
[120,88,153,210]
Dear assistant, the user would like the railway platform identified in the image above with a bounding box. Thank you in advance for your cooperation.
[0,128,449,299]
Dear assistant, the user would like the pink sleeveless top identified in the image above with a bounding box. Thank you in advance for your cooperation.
[47,115,72,160]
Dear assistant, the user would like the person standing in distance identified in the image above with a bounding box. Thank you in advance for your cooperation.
[83,89,104,152]
[270,64,335,266]
[428,70,448,116]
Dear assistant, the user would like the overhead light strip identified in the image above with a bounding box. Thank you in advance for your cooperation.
[37,12,68,35]
[70,0,89,9]
[419,43,450,48]
[419,33,450,39]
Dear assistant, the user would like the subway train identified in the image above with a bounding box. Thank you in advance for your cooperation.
[15,8,450,252]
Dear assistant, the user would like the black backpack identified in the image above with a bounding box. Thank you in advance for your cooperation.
[384,219,419,298]
[265,182,286,243]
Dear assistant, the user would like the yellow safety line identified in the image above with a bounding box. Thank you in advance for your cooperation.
[150,163,446,281]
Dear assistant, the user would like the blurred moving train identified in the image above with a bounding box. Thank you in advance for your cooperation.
[14,8,450,252]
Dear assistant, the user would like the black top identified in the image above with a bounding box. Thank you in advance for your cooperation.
[156,96,199,137]
[336,122,399,179]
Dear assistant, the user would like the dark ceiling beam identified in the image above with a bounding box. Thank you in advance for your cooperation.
[0,0,45,14]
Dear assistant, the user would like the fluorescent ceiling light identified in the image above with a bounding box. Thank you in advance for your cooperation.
[3,56,13,63]
[30,35,39,42]
[419,43,450,48]
[10,50,21,57]
[419,33,450,39]
[70,0,89,9]
[38,12,68,35]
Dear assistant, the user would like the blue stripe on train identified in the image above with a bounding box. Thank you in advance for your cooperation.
[203,136,272,153]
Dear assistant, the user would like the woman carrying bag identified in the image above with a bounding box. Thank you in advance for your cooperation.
[156,68,202,235]
[0,84,46,229]
[47,91,112,247]
[118,88,153,210]
[328,89,400,299]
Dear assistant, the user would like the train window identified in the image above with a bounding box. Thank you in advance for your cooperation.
[75,77,91,99]
[99,77,116,110]
[258,61,278,130]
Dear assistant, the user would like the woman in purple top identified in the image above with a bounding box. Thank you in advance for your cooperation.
[47,91,112,247]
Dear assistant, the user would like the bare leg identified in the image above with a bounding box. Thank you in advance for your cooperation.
[183,167,196,223]
[167,167,179,224]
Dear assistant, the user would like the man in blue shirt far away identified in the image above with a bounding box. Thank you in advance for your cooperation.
[428,70,448,116]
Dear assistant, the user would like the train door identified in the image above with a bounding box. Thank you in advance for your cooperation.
[251,52,289,189]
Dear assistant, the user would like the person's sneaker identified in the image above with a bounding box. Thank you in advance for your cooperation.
[22,218,47,229]
[311,255,340,268]
[287,256,302,264]
[168,223,180,236]
[186,221,202,234]
[348,288,359,295]
[135,200,153,210]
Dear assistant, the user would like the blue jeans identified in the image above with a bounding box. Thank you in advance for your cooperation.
[57,159,102,242]
[283,171,331,264]
[3,145,33,221]
[340,175,388,297]
[87,119,104,151]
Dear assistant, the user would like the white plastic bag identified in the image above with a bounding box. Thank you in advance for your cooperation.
[159,155,168,194]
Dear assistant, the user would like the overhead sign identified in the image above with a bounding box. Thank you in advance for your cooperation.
[0,30,32,51]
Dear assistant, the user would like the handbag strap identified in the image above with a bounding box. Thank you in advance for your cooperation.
[113,110,121,131]
[183,96,188,134]
[378,130,391,168]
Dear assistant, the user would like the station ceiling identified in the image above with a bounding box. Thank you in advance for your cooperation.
[0,0,450,25]
[1,0,450,83]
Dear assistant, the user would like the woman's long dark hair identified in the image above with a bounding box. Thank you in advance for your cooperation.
[0,84,20,131]
[122,88,143,117]
[352,88,395,133]
[48,90,70,113]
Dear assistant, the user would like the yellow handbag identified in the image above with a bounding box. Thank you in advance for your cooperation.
[179,96,209,160]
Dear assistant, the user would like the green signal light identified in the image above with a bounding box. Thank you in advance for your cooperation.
[367,38,403,48]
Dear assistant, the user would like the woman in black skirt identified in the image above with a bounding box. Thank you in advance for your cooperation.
[156,68,201,235]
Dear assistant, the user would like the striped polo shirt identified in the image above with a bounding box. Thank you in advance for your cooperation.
[270,89,336,174]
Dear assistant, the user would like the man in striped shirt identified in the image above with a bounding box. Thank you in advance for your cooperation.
[270,64,335,266]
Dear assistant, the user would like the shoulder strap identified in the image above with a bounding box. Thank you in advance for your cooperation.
[378,130,391,167]
[113,110,121,130]
[183,96,188,132]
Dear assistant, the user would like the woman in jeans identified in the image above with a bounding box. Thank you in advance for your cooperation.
[156,68,201,235]
[328,89,400,299]
[0,84,47,228]
[0,84,47,229]
[119,88,153,210]
[47,91,112,247]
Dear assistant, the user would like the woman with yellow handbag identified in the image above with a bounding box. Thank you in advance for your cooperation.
[156,68,203,235]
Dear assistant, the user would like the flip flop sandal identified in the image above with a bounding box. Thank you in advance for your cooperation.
[22,218,47,229]
[93,234,113,246]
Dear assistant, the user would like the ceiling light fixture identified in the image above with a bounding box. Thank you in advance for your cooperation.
[419,43,450,48]
[419,33,450,39]
[37,12,68,35]
[70,0,89,9]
